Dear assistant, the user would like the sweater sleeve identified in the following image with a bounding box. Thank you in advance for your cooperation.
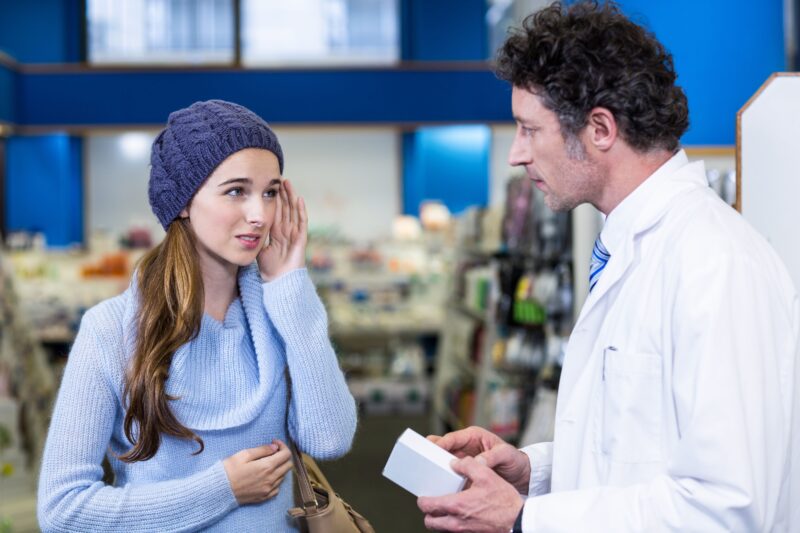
[37,314,239,533]
[262,268,357,459]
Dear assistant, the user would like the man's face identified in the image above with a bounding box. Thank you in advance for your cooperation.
[508,86,603,212]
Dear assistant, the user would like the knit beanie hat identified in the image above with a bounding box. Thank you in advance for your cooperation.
[149,99,284,229]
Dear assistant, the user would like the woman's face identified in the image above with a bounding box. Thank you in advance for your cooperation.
[181,148,281,273]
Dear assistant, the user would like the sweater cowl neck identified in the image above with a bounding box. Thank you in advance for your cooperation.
[120,262,285,430]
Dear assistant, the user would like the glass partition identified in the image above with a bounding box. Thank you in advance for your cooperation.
[87,0,235,64]
[241,0,399,66]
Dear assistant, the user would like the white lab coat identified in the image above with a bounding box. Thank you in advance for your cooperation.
[520,151,800,532]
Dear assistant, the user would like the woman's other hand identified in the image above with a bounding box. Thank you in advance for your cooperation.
[223,439,293,505]
[258,179,308,281]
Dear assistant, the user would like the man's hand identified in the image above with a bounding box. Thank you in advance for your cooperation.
[428,426,506,458]
[430,426,531,494]
[417,456,524,533]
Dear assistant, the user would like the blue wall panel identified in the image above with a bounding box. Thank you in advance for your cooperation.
[6,135,83,247]
[0,0,76,63]
[614,0,785,145]
[402,0,487,61]
[17,68,512,126]
[0,62,15,123]
[403,126,490,216]
[4,0,784,146]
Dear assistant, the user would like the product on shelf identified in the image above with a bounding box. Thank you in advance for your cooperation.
[432,176,574,443]
[487,386,521,439]
[308,238,451,417]
[0,251,57,478]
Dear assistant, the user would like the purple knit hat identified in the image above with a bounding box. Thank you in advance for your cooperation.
[149,99,284,229]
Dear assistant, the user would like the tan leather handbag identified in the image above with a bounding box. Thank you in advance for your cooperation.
[287,441,375,533]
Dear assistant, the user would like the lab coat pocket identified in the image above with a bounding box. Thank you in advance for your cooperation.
[600,348,663,463]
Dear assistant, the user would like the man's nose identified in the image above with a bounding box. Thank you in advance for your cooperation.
[508,136,529,167]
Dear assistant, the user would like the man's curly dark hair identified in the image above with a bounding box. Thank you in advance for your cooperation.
[496,1,689,153]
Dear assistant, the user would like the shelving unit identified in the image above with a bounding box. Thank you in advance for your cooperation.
[0,251,57,485]
[431,178,574,444]
[308,239,450,416]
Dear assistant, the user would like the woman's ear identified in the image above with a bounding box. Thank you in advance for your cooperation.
[585,107,618,152]
[179,208,189,219]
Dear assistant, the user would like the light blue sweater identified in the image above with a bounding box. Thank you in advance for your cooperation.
[37,266,357,532]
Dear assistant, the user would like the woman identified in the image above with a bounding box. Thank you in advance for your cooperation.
[37,100,357,532]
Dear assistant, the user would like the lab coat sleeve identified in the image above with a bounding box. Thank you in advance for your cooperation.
[520,442,553,496]
[520,252,797,532]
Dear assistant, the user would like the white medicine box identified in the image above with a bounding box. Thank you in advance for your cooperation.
[382,428,466,497]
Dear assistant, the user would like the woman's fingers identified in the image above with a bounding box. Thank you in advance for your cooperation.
[280,179,290,232]
[298,196,308,235]
[272,184,283,230]
[278,461,294,481]
[284,179,298,227]
[258,448,292,470]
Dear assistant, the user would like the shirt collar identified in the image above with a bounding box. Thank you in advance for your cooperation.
[600,149,690,255]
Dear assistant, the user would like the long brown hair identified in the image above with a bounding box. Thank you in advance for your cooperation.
[119,219,205,462]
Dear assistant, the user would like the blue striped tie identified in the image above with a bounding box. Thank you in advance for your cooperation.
[589,235,610,292]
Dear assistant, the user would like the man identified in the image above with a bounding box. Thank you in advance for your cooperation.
[417,2,800,531]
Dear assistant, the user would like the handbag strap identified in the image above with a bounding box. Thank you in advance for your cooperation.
[285,368,319,511]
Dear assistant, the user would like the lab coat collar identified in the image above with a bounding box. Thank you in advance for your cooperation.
[577,149,707,321]
[600,150,691,256]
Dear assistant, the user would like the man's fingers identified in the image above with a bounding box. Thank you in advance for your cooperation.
[476,443,512,469]
[426,434,442,444]
[450,455,490,482]
[417,493,461,516]
[423,514,462,532]
[438,426,496,453]
[435,430,474,453]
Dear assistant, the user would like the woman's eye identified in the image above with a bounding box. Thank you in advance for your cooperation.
[264,189,278,198]
[225,187,244,197]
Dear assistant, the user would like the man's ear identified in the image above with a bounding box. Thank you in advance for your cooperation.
[585,107,617,152]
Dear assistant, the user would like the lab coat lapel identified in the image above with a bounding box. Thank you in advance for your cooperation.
[557,238,635,399]
[557,161,707,411]
[576,238,634,324]
[573,161,707,329]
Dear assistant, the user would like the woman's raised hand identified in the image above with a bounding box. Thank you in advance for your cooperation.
[222,439,293,505]
[258,178,308,282]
